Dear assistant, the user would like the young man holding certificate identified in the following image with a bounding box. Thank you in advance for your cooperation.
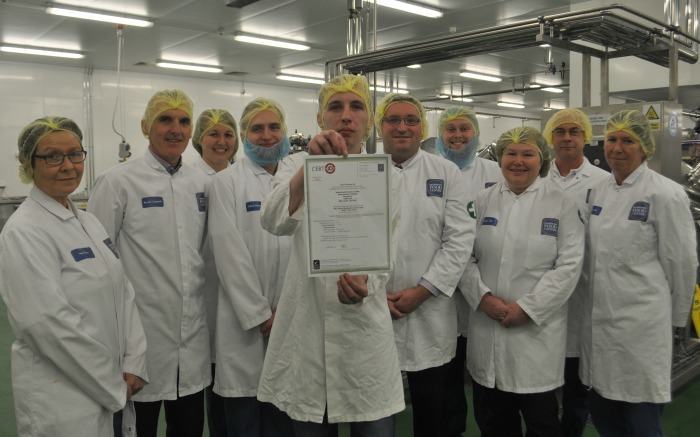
[257,74,405,436]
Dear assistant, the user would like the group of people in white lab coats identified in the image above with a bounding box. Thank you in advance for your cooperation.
[0,74,697,437]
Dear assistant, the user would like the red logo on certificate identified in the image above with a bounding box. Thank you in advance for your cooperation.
[325,163,336,174]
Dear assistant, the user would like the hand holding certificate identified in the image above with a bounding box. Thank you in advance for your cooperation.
[304,154,392,277]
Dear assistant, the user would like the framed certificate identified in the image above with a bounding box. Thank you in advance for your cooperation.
[304,154,392,277]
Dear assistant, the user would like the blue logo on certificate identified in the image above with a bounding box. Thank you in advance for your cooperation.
[378,163,385,172]
[541,218,559,236]
[628,201,649,221]
[103,238,119,259]
[246,201,261,212]
[592,206,602,215]
[142,196,164,208]
[482,217,498,226]
[426,179,444,197]
[196,192,206,212]
[71,247,95,262]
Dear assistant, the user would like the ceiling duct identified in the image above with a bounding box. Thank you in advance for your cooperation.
[224,0,262,8]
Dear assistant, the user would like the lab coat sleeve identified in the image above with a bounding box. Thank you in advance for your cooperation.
[656,189,698,327]
[209,175,272,330]
[87,174,125,241]
[261,157,305,237]
[517,200,584,326]
[461,254,492,311]
[0,228,126,412]
[121,278,148,382]
[421,167,475,296]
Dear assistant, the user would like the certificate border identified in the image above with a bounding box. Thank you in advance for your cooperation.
[304,154,392,277]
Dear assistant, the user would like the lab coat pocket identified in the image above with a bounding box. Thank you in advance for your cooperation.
[524,236,557,271]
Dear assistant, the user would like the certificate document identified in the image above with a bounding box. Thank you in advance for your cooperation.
[304,154,392,277]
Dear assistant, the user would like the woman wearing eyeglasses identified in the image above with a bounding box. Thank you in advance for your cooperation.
[0,116,148,436]
[580,110,697,437]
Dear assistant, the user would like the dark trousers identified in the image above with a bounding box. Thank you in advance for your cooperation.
[472,380,563,437]
[589,389,664,437]
[221,397,294,437]
[445,335,468,436]
[406,360,461,437]
[291,410,394,437]
[561,357,590,437]
[134,390,205,437]
[206,364,227,437]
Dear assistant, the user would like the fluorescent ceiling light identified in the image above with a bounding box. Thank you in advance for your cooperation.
[156,60,222,73]
[0,44,84,59]
[234,33,310,51]
[542,87,564,93]
[363,0,443,18]
[539,43,551,48]
[46,5,153,27]
[437,94,450,99]
[542,107,554,111]
[497,102,525,109]
[452,97,474,103]
[528,83,541,89]
[460,70,502,82]
[276,74,325,85]
[407,64,421,69]
[370,86,409,94]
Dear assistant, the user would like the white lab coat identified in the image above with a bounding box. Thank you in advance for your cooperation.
[463,178,584,393]
[455,157,502,336]
[389,149,474,371]
[88,150,211,401]
[209,156,293,397]
[0,187,148,436]
[545,158,609,356]
[192,155,228,363]
[257,152,405,424]
[580,162,697,403]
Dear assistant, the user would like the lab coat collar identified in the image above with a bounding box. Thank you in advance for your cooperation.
[392,148,422,169]
[242,155,277,176]
[29,186,79,221]
[617,161,648,187]
[500,176,542,195]
[146,147,182,175]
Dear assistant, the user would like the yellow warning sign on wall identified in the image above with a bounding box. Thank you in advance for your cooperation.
[643,104,661,131]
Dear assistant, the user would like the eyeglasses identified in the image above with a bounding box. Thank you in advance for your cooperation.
[552,128,583,137]
[32,150,87,165]
[382,116,421,126]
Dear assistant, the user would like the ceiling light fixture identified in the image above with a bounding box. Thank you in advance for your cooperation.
[497,102,525,109]
[46,5,154,27]
[276,74,325,85]
[370,86,409,94]
[459,70,502,82]
[407,64,421,69]
[0,44,84,59]
[452,97,474,103]
[542,87,564,93]
[363,0,443,18]
[234,33,310,51]
[528,83,541,89]
[542,107,554,111]
[156,60,223,73]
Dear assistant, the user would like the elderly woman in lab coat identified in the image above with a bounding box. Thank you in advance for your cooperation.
[0,117,148,436]
[580,110,697,437]
[463,126,584,437]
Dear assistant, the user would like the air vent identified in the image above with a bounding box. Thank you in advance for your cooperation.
[224,0,261,8]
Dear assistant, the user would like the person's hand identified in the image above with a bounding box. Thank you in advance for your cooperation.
[499,302,530,328]
[337,273,369,304]
[124,373,145,400]
[386,286,432,319]
[478,293,508,321]
[260,309,276,338]
[309,130,349,157]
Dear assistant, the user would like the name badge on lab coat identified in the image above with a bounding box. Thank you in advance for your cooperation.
[628,201,649,221]
[142,196,164,208]
[103,238,119,259]
[71,247,95,262]
[246,201,261,212]
[592,206,602,215]
[482,217,498,226]
[426,179,444,197]
[196,192,207,212]
[541,218,559,236]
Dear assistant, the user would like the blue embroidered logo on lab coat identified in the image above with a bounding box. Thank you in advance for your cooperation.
[71,247,95,262]
[426,179,444,197]
[142,196,164,208]
[541,218,559,236]
[103,238,119,259]
[628,201,649,221]
[592,206,602,215]
[196,192,206,212]
[482,217,498,226]
[485,182,496,188]
[246,201,261,212]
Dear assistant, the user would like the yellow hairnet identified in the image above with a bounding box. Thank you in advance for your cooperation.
[605,109,655,159]
[317,74,373,141]
[543,108,593,144]
[140,89,194,138]
[239,97,287,139]
[495,126,551,177]
[192,109,238,156]
[374,93,428,140]
[17,116,83,184]
[439,107,479,136]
